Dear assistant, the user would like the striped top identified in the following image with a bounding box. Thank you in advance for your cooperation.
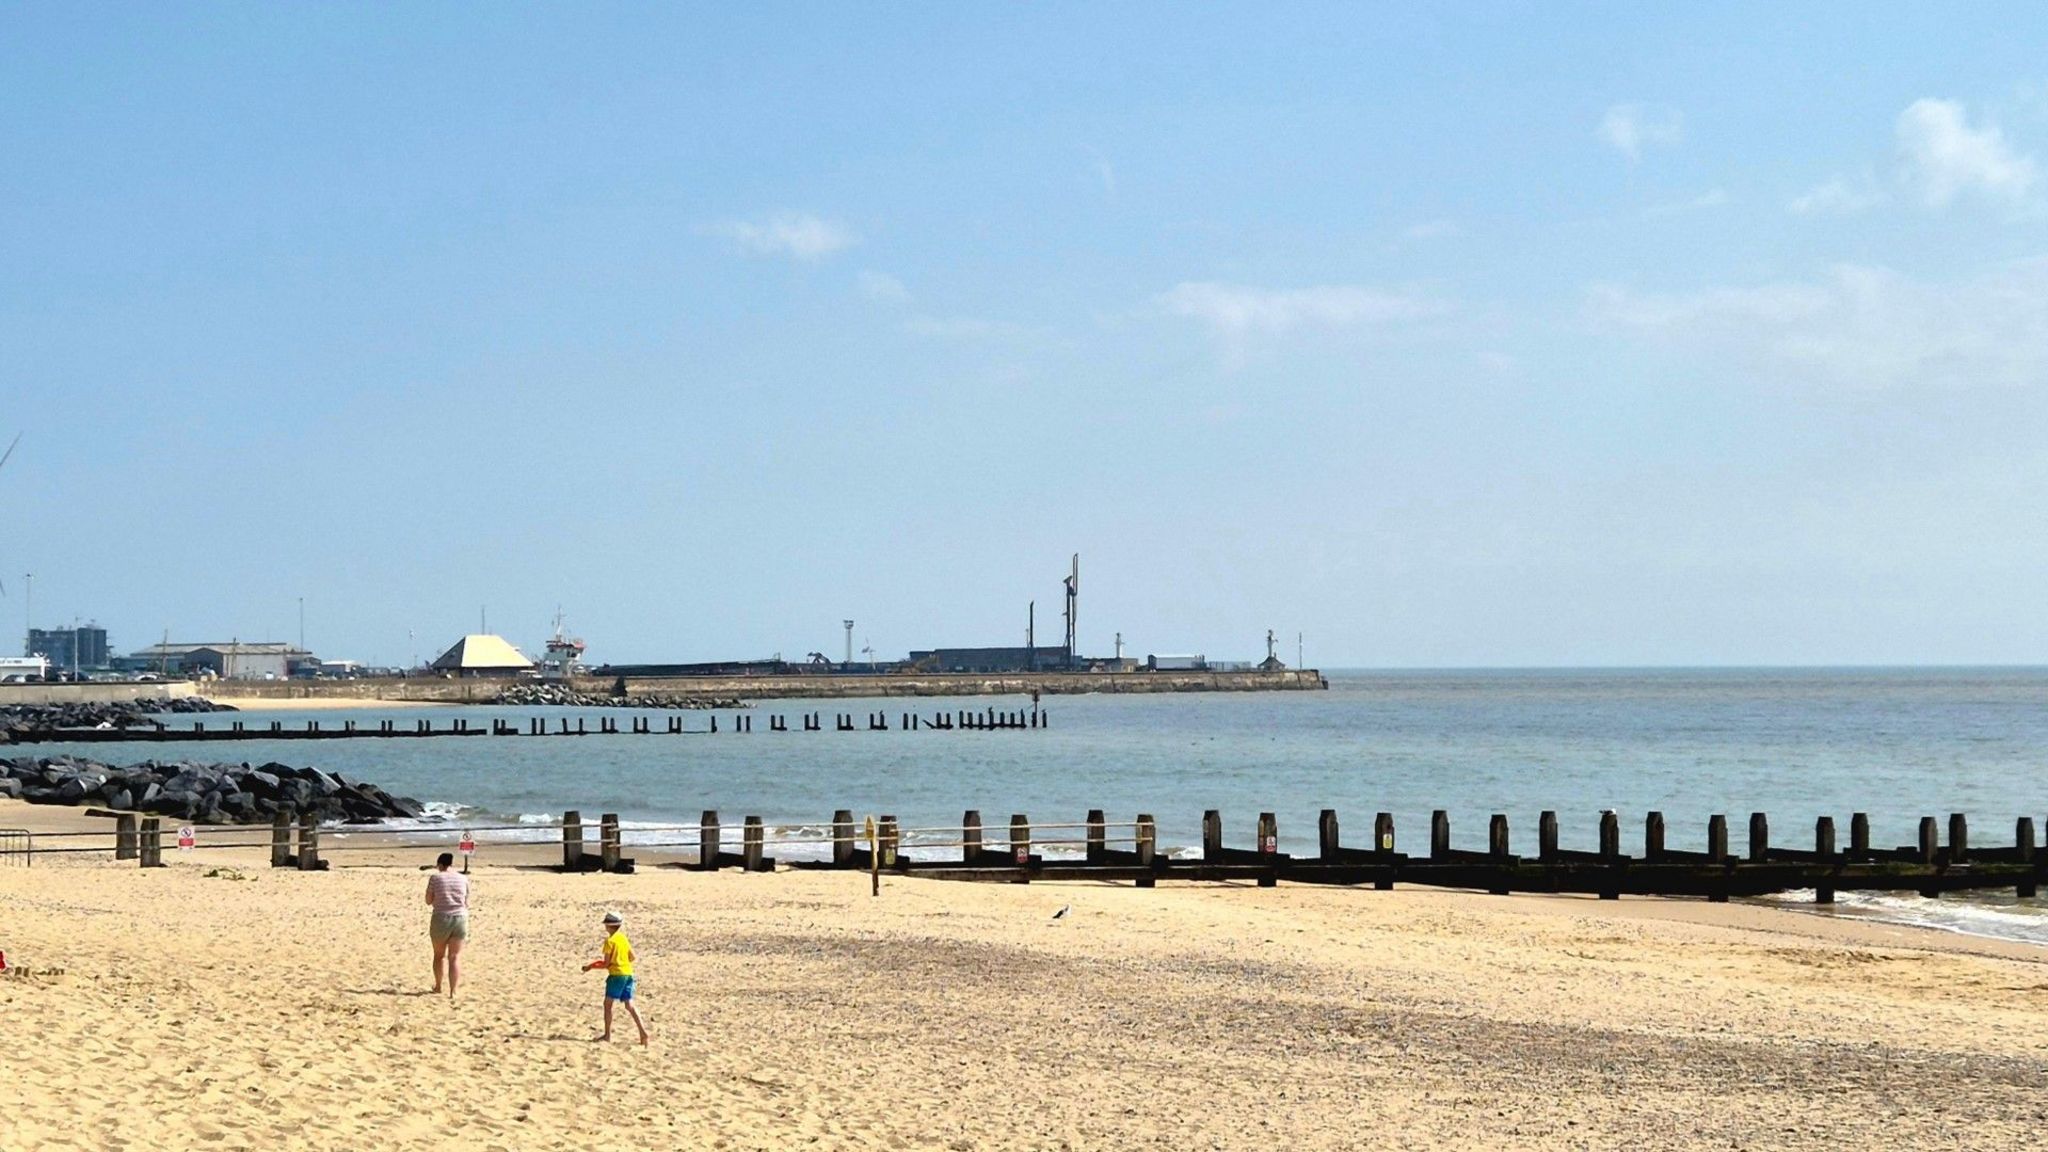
[426,870,469,915]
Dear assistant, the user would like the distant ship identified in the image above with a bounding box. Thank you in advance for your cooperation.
[540,611,586,680]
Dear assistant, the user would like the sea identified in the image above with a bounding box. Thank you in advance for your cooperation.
[28,667,2048,946]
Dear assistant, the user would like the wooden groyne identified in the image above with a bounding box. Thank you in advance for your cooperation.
[4,707,1048,744]
[15,806,2042,905]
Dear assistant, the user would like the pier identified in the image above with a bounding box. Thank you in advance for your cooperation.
[1,707,1049,744]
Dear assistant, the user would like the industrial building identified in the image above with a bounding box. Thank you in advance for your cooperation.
[116,641,317,680]
[429,634,534,676]
[26,624,110,671]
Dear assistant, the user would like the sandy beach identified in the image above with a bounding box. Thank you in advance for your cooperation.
[2,799,2044,1151]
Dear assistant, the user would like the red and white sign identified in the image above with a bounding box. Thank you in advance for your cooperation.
[1260,834,1278,854]
[1014,846,1030,865]
[458,831,476,856]
[177,825,196,851]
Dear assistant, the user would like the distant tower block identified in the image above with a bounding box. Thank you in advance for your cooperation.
[843,620,854,666]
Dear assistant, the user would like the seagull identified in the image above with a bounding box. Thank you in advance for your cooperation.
[1051,905,1070,920]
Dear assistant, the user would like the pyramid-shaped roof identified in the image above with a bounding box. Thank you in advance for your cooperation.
[430,634,533,671]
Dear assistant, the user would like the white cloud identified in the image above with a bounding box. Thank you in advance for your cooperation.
[1598,103,1683,160]
[902,315,1037,340]
[1586,259,2048,391]
[1403,219,1461,240]
[1895,99,2037,206]
[1788,177,1885,215]
[708,214,859,260]
[1159,282,1449,338]
[858,270,909,302]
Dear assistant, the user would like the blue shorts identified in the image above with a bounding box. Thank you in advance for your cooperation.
[604,975,635,1001]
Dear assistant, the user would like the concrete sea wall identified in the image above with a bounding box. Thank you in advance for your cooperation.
[4,669,1326,706]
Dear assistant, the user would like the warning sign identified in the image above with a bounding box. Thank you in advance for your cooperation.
[458,831,476,856]
[1260,834,1278,854]
[177,825,196,851]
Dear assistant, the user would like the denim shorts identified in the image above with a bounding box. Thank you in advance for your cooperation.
[604,975,635,1001]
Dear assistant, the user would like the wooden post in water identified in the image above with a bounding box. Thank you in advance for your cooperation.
[1815,816,1837,905]
[1256,812,1278,887]
[2016,817,2038,899]
[1948,813,1968,864]
[1645,811,1665,864]
[1538,811,1559,864]
[296,814,320,871]
[1086,809,1106,864]
[562,810,584,870]
[1009,814,1031,882]
[962,810,983,863]
[1373,812,1395,890]
[743,816,765,872]
[1707,815,1728,903]
[1748,812,1769,864]
[700,811,721,872]
[1318,809,1340,863]
[1849,812,1870,861]
[1134,814,1156,887]
[600,813,621,872]
[1202,810,1222,863]
[115,813,138,861]
[1431,810,1450,862]
[269,809,292,868]
[1598,811,1621,900]
[1918,816,1940,897]
[831,810,855,868]
[1487,814,1510,895]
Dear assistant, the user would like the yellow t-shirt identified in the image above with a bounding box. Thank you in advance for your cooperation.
[602,931,634,976]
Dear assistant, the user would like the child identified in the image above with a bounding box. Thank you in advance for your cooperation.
[582,911,649,1045]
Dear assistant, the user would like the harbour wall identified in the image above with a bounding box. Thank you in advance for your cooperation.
[4,669,1326,706]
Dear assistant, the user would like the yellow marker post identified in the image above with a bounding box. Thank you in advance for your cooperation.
[866,815,879,897]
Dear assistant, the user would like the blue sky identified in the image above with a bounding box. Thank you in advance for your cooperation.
[4,3,2047,667]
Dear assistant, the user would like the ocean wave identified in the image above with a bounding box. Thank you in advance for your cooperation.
[1762,889,2048,947]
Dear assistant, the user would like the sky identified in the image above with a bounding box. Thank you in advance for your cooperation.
[3,3,2048,668]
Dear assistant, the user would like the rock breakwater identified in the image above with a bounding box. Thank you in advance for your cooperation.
[0,755,424,824]
[0,698,238,743]
[493,684,743,710]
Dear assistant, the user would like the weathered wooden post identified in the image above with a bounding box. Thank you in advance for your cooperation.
[1009,814,1031,882]
[1134,814,1156,888]
[1645,811,1665,863]
[138,817,162,868]
[1538,811,1559,864]
[1707,814,1728,903]
[1850,812,1870,861]
[1948,813,1968,864]
[831,809,855,868]
[1430,810,1450,862]
[115,813,138,861]
[1202,810,1222,863]
[1918,816,1940,897]
[1748,812,1769,864]
[1373,812,1395,890]
[700,810,721,872]
[1487,814,1510,895]
[1256,812,1278,887]
[2017,817,2038,899]
[1086,809,1106,864]
[962,810,983,863]
[1815,816,1837,905]
[296,813,321,871]
[600,813,621,872]
[1318,809,1340,863]
[1598,811,1621,900]
[562,810,584,870]
[879,815,900,869]
[269,809,292,868]
[743,816,765,872]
